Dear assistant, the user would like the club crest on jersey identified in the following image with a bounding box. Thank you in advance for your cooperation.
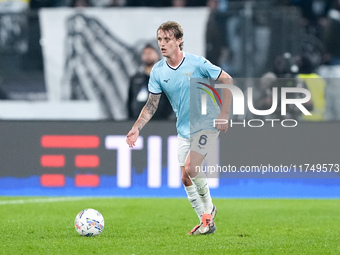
[184,72,193,80]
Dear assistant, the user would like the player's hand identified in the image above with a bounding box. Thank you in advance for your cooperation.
[126,127,139,148]
[216,112,229,132]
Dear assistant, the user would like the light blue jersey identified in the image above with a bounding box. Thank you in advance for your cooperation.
[148,52,222,138]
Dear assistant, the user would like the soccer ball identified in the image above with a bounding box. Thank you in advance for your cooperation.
[74,208,105,236]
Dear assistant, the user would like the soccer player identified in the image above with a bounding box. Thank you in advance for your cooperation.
[126,21,233,235]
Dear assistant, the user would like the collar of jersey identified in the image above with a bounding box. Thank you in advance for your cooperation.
[166,52,185,70]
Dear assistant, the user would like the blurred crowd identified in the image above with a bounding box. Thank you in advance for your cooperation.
[0,0,340,121]
[0,0,209,9]
[254,0,340,121]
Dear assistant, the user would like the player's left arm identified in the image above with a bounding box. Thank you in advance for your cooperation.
[216,70,233,132]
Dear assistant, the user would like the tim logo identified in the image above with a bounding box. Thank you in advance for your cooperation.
[40,135,100,188]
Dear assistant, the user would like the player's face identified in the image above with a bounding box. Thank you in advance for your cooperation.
[157,29,181,58]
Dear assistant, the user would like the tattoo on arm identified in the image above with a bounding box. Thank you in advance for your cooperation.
[145,94,161,116]
[135,94,161,131]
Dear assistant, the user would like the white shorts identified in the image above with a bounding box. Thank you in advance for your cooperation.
[177,130,220,167]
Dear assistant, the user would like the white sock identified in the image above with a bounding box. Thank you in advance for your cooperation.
[191,176,213,214]
[184,185,204,221]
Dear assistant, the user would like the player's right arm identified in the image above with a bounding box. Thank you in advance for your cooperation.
[126,93,161,148]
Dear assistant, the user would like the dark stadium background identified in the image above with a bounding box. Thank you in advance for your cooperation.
[0,0,339,198]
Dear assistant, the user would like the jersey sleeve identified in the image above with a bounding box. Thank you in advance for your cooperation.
[148,66,162,94]
[198,56,222,80]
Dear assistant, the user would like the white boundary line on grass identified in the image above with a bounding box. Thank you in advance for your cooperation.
[0,197,89,205]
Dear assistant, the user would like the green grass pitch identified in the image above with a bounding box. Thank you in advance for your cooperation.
[1,197,339,255]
